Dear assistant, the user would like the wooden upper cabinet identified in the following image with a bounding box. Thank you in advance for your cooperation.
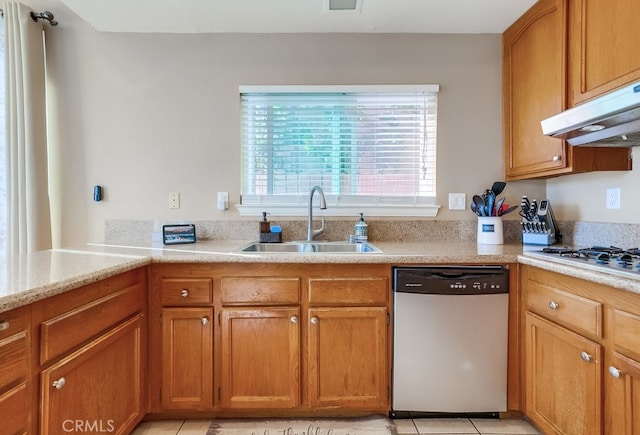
[503,0,632,180]
[503,0,569,179]
[567,0,640,106]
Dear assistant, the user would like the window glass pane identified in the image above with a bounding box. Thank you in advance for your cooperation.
[0,17,5,253]
[241,88,438,201]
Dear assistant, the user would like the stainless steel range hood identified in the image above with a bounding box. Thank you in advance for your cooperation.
[541,82,640,146]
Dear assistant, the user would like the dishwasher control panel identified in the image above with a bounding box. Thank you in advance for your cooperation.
[393,266,509,295]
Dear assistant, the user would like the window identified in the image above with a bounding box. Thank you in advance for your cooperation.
[239,85,439,217]
[0,17,5,251]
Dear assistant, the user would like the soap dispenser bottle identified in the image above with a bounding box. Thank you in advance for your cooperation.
[260,212,271,234]
[354,213,368,243]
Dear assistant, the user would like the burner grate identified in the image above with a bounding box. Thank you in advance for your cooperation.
[538,245,640,276]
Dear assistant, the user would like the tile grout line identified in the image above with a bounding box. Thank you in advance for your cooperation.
[176,419,186,435]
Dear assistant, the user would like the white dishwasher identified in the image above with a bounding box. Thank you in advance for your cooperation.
[391,266,509,418]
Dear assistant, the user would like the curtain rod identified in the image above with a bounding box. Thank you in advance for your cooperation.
[0,9,59,26]
[31,11,58,26]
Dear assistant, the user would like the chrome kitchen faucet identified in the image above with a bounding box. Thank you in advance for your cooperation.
[306,186,327,241]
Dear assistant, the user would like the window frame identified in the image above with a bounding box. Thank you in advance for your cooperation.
[238,84,441,217]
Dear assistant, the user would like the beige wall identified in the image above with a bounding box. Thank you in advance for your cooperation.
[35,1,552,247]
[546,148,640,224]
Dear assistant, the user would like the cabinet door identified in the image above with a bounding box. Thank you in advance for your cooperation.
[525,312,601,435]
[503,0,568,179]
[308,307,388,410]
[161,307,213,410]
[40,315,143,435]
[568,0,640,105]
[220,307,300,409]
[605,352,640,434]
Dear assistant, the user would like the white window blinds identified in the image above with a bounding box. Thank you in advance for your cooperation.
[239,85,439,216]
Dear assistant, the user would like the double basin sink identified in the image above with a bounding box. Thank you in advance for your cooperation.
[239,241,382,254]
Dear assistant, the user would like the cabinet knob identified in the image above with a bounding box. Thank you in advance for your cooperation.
[580,351,592,362]
[290,316,298,324]
[310,317,318,325]
[52,377,66,390]
[0,321,9,332]
[201,317,209,325]
[609,366,622,378]
[548,300,559,310]
[552,155,561,161]
[180,289,189,298]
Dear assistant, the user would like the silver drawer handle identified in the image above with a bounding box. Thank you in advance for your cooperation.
[609,366,622,378]
[0,321,9,332]
[310,317,318,325]
[548,301,559,310]
[201,317,209,325]
[180,289,189,298]
[52,377,66,390]
[552,155,561,161]
[290,316,298,324]
[580,351,592,362]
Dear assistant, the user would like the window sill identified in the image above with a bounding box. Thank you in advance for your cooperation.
[236,204,441,218]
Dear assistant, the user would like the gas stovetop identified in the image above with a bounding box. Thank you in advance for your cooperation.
[527,245,640,280]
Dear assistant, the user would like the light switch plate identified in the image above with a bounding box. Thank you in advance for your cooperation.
[169,192,180,209]
[449,193,466,210]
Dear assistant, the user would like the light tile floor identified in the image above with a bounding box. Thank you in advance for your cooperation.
[131,418,542,435]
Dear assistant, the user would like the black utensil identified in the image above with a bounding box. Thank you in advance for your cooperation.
[491,181,507,196]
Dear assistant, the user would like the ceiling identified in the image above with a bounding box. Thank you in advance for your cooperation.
[57,0,537,34]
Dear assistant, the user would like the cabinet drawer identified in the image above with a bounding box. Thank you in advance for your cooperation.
[0,331,28,390]
[0,306,28,341]
[160,277,213,306]
[611,308,640,358]
[526,281,602,337]
[308,276,389,305]
[221,277,300,305]
[40,281,144,365]
[0,383,29,434]
[0,306,29,390]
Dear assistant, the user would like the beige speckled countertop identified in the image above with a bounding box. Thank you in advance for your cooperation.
[0,240,638,314]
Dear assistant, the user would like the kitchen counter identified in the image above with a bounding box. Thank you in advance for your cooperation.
[0,239,638,314]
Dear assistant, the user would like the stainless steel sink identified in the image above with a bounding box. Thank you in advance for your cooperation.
[238,241,382,254]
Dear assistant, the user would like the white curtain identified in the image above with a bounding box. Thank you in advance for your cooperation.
[3,2,52,256]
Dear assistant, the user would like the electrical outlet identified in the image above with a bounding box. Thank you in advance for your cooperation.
[606,188,620,209]
[448,193,466,210]
[169,192,180,209]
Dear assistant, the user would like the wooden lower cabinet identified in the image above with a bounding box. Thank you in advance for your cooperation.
[605,352,640,434]
[40,314,144,435]
[525,312,601,434]
[220,307,300,409]
[151,263,391,415]
[0,383,29,435]
[0,305,31,434]
[522,265,640,434]
[308,307,388,409]
[161,307,214,410]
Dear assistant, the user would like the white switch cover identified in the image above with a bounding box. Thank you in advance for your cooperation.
[169,192,180,209]
[217,192,229,210]
[448,193,466,210]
